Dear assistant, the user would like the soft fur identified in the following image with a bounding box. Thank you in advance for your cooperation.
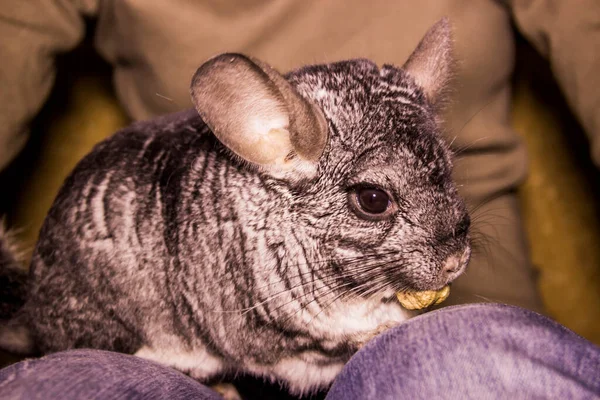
[0,18,470,395]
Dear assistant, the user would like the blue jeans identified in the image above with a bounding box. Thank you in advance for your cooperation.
[1,304,599,399]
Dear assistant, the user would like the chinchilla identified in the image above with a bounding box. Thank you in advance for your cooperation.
[0,18,470,394]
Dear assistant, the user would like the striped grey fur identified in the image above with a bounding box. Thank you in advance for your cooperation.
[1,18,470,394]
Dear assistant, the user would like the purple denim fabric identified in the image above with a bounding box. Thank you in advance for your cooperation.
[0,349,222,400]
[326,303,600,399]
[1,304,599,400]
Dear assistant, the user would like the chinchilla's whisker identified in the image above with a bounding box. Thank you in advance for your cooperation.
[249,249,402,274]
[211,257,388,314]
[340,277,385,300]
[238,263,378,316]
[466,197,512,220]
[359,275,393,297]
[155,92,174,102]
[248,255,361,284]
[259,257,389,300]
[248,227,448,315]
[452,136,491,157]
[451,98,495,155]
[303,268,402,330]
[354,273,394,298]
[255,280,358,340]
[263,253,399,320]
[294,259,411,332]
[449,134,459,148]
[390,282,413,296]
[276,281,366,334]
[248,259,360,296]
[471,211,514,227]
[469,233,495,261]
[248,250,402,293]
[472,293,494,303]
[346,277,390,300]
[302,286,357,329]
[469,202,510,217]
[358,261,412,297]
[468,213,520,265]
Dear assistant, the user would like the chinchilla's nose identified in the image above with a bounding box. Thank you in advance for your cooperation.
[441,247,471,283]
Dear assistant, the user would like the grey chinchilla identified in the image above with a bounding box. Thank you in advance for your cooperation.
[0,18,470,394]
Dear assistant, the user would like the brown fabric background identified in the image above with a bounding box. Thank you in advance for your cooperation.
[0,2,599,372]
[1,32,598,347]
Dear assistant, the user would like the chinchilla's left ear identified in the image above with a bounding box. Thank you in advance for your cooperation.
[190,53,328,182]
[403,17,454,107]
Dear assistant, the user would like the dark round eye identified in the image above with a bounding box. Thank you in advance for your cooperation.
[356,188,390,214]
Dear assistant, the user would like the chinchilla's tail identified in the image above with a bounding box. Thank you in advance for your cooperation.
[0,220,34,354]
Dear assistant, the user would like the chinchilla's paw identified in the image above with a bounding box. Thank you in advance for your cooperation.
[211,383,242,400]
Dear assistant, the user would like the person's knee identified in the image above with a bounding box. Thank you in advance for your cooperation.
[0,349,221,400]
[327,304,600,399]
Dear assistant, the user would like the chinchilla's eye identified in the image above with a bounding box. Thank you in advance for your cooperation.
[357,188,389,214]
[348,186,395,221]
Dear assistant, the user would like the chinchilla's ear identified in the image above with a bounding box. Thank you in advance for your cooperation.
[403,17,454,107]
[190,53,328,181]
